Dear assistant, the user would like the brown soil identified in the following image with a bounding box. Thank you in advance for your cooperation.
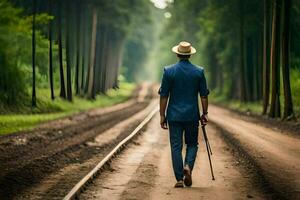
[0,83,156,200]
[80,114,267,200]
[213,103,300,137]
[209,105,300,200]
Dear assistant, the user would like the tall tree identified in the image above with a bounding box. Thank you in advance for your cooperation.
[87,7,98,99]
[75,0,81,95]
[58,0,66,99]
[82,5,92,95]
[282,0,294,118]
[80,6,88,95]
[65,0,73,102]
[100,25,108,93]
[31,0,37,107]
[48,0,55,100]
[262,0,272,114]
[239,0,247,102]
[269,0,281,118]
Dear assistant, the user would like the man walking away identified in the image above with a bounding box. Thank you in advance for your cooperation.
[159,41,209,188]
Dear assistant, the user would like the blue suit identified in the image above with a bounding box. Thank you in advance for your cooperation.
[159,59,209,181]
[159,60,209,121]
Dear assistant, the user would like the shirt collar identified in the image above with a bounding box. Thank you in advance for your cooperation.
[178,59,190,64]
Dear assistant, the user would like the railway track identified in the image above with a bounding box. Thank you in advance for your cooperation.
[3,83,295,199]
[63,106,158,200]
[0,84,159,200]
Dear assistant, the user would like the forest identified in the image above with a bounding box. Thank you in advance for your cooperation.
[157,0,300,119]
[0,0,152,108]
[0,0,299,134]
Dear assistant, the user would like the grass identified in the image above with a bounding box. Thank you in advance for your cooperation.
[0,82,136,135]
[209,92,262,115]
[210,68,300,117]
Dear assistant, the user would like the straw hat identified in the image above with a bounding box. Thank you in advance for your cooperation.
[172,41,196,55]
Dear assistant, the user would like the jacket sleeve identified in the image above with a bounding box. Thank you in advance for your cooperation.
[158,67,170,97]
[199,69,210,97]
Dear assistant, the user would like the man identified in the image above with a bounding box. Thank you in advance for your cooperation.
[159,41,209,188]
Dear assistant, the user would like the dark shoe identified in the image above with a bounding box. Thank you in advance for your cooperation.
[183,166,192,186]
[174,180,184,188]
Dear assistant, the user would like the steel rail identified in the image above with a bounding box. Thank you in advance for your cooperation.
[63,106,159,200]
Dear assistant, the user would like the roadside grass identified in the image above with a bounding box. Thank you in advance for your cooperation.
[210,93,262,115]
[210,93,300,118]
[0,82,135,135]
[210,68,300,117]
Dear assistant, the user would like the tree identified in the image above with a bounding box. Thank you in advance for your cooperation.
[31,0,37,107]
[239,0,247,102]
[269,0,281,118]
[48,0,54,100]
[0,0,28,105]
[0,0,156,108]
[87,7,98,99]
[65,0,73,102]
[58,0,66,99]
[262,0,272,114]
[75,0,82,95]
[282,0,294,118]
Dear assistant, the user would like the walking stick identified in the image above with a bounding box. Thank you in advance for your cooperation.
[201,125,215,180]
[206,133,213,155]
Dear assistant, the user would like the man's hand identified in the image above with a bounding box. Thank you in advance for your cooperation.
[160,115,168,129]
[200,114,208,126]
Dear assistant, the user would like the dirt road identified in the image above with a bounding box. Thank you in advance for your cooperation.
[1,84,299,199]
[79,114,267,200]
[209,105,300,199]
[0,84,156,199]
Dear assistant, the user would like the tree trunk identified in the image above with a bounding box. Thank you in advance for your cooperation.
[48,0,55,100]
[75,0,81,95]
[80,6,88,95]
[106,35,114,89]
[262,0,271,114]
[239,0,247,102]
[245,37,253,101]
[282,0,294,119]
[87,8,98,99]
[257,31,264,101]
[58,1,66,99]
[84,7,92,94]
[253,37,258,101]
[32,0,37,107]
[94,21,103,94]
[269,0,281,118]
[100,25,108,93]
[65,0,73,101]
[103,34,110,92]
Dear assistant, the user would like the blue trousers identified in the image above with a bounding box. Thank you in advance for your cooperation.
[168,121,199,181]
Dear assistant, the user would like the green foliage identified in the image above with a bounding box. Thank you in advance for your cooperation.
[0,0,52,105]
[212,67,300,117]
[122,0,154,82]
[0,82,135,135]
[0,0,29,104]
[290,68,300,115]
[157,0,299,117]
[291,0,300,68]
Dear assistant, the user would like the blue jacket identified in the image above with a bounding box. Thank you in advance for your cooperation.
[158,60,209,121]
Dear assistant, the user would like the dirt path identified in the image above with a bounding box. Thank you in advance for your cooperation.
[16,100,158,200]
[209,105,300,199]
[0,84,156,199]
[80,114,267,200]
